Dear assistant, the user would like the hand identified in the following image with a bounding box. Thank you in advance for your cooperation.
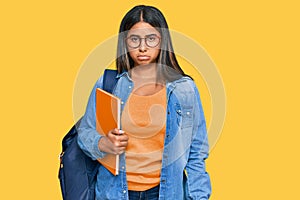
[98,128,128,155]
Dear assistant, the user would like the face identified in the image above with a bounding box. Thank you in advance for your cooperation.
[126,22,161,67]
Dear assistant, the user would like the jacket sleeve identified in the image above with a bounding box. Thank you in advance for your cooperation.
[77,75,107,160]
[185,82,211,199]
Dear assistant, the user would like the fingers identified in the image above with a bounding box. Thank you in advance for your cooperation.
[110,128,125,136]
[114,147,126,155]
[98,136,127,155]
[108,129,129,143]
[106,129,128,155]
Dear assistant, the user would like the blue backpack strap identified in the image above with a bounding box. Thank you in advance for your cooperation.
[103,69,118,93]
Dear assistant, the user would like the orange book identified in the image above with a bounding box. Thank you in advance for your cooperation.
[96,88,121,175]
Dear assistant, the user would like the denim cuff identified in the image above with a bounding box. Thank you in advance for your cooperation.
[93,134,107,159]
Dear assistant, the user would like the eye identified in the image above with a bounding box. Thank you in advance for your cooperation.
[129,36,140,42]
[147,36,157,42]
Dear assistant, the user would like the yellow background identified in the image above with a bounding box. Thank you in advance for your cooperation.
[1,0,299,199]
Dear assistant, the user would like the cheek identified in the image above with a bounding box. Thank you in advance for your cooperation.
[128,50,137,59]
[153,49,161,59]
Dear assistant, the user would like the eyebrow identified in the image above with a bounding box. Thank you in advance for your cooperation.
[128,33,158,38]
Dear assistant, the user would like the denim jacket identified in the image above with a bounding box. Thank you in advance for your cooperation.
[77,72,211,199]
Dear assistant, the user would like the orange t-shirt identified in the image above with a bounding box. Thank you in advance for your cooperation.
[121,87,166,191]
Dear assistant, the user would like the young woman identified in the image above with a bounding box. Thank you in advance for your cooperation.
[78,5,211,200]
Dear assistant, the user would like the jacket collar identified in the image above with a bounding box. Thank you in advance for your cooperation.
[117,70,190,89]
[116,71,133,81]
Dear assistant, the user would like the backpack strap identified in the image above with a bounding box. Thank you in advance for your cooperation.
[103,69,118,93]
[61,69,118,152]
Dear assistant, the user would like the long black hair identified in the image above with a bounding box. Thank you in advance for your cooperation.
[116,5,189,81]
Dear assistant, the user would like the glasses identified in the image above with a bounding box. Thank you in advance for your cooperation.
[126,34,161,48]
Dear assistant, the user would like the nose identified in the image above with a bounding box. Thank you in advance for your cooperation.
[139,38,147,52]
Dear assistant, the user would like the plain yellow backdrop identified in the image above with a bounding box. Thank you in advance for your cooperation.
[1,0,299,199]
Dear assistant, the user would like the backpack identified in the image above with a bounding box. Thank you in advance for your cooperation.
[58,69,118,200]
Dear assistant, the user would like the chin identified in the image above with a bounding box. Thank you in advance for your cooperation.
[136,61,151,66]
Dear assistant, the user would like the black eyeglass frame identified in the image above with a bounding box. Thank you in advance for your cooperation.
[125,34,161,49]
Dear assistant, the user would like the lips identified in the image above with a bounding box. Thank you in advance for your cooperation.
[137,55,150,61]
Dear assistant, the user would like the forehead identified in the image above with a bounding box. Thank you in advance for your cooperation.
[128,22,161,36]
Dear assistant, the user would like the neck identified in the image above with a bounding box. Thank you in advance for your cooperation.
[131,63,157,78]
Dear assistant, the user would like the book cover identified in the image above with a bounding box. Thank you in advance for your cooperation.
[96,88,121,175]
